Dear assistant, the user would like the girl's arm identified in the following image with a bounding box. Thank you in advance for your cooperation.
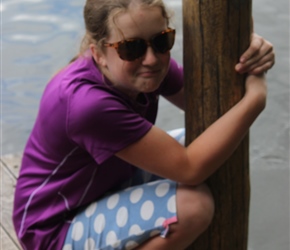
[165,34,274,111]
[116,74,267,186]
[165,33,275,110]
[164,87,185,111]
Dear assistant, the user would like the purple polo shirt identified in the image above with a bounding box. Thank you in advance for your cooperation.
[13,55,183,250]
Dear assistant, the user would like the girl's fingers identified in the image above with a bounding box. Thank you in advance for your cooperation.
[244,42,273,66]
[239,34,263,63]
[236,50,275,74]
[236,35,275,74]
[248,62,273,75]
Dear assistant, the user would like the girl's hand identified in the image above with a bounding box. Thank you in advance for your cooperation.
[235,33,275,75]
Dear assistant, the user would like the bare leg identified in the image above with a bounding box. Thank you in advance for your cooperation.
[136,183,215,250]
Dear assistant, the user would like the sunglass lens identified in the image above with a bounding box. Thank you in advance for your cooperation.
[118,40,147,61]
[152,30,175,53]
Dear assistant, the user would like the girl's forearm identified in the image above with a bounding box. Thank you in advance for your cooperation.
[186,91,265,185]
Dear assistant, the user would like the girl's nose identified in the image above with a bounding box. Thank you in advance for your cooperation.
[142,46,158,65]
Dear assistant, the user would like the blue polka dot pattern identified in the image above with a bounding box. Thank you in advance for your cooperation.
[63,179,177,250]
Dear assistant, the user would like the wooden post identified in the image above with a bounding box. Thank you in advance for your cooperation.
[183,0,252,249]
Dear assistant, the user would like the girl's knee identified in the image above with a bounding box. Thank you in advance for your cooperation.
[136,183,214,249]
[176,183,215,233]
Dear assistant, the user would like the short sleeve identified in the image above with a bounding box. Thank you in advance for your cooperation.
[67,87,152,164]
[158,58,184,96]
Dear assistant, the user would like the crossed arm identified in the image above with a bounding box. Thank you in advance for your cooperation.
[116,34,274,186]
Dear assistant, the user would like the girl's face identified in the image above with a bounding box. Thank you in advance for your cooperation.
[92,6,171,99]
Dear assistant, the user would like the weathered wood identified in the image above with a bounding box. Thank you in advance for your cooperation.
[182,0,251,249]
[0,157,21,249]
[0,153,22,179]
[0,226,20,250]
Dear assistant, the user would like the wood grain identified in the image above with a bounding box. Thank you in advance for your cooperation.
[0,226,20,250]
[0,153,22,179]
[1,156,22,249]
[183,0,251,249]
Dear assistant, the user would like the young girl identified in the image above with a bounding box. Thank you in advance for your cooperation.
[13,0,275,249]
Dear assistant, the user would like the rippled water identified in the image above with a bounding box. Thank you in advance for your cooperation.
[1,0,289,249]
[2,0,85,153]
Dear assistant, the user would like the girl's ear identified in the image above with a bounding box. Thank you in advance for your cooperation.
[90,44,107,67]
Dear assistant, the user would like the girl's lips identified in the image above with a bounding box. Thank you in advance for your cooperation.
[138,70,160,77]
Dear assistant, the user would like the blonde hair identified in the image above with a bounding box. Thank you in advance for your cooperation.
[80,0,172,54]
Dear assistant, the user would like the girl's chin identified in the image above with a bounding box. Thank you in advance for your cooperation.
[140,81,161,93]
[138,76,164,92]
